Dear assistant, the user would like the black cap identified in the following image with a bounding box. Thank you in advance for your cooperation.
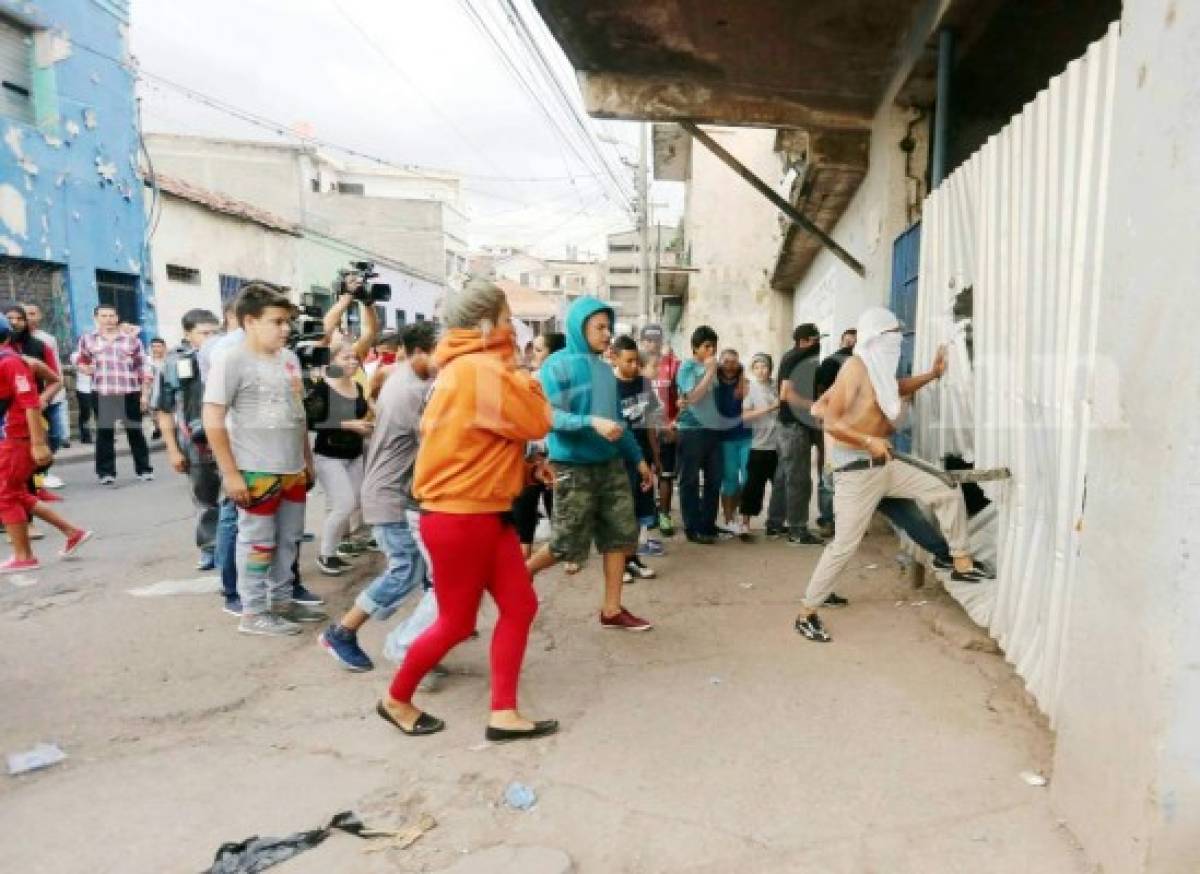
[640,323,664,340]
[793,322,821,342]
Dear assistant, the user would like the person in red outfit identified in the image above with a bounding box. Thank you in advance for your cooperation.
[377,278,558,743]
[0,314,92,573]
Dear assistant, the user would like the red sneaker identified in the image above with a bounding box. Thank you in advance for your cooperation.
[60,530,94,558]
[0,556,41,574]
[600,607,653,632]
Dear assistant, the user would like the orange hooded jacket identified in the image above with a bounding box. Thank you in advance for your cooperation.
[413,326,552,514]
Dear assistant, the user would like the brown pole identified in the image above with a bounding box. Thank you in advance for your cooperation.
[680,121,865,278]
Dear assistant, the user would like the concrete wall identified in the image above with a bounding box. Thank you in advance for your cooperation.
[1051,2,1200,871]
[680,127,789,359]
[146,135,305,225]
[790,105,917,355]
[303,192,445,279]
[150,194,301,346]
[0,0,150,341]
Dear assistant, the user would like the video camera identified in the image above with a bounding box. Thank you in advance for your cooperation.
[288,304,331,373]
[334,261,391,304]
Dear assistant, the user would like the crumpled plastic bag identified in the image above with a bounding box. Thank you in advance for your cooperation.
[204,810,374,874]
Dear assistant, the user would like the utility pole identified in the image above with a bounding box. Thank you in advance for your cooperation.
[637,121,652,323]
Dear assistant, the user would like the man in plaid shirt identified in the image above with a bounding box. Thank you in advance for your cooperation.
[74,303,154,484]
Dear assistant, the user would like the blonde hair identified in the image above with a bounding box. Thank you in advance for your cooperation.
[444,277,507,332]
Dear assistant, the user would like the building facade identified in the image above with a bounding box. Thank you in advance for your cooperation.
[144,133,455,301]
[0,0,150,346]
[605,223,679,321]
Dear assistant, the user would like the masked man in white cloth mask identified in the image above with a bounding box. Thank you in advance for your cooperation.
[794,307,992,643]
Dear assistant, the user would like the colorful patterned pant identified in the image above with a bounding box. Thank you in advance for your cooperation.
[235,471,307,615]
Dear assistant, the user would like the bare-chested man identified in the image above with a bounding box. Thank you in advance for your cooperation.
[795,307,991,643]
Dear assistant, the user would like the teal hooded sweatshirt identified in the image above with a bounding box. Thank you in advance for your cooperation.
[539,296,643,467]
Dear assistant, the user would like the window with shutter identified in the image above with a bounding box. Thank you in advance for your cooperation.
[0,16,33,125]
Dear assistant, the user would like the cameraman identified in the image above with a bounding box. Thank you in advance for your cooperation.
[155,309,222,571]
[319,271,380,376]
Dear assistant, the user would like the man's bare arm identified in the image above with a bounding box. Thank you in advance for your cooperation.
[898,345,947,397]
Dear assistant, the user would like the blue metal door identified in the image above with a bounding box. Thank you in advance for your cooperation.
[889,222,921,452]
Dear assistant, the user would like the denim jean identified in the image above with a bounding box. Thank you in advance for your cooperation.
[877,497,952,563]
[216,498,239,600]
[46,399,68,450]
[677,428,723,536]
[354,516,428,620]
[382,509,439,663]
[772,423,817,533]
[817,468,835,527]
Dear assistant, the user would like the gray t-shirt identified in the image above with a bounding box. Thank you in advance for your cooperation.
[745,379,781,450]
[360,365,431,525]
[203,341,306,474]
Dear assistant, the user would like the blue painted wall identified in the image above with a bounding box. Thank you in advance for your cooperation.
[0,0,153,341]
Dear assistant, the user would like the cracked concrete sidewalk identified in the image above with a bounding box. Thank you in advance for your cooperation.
[0,468,1089,873]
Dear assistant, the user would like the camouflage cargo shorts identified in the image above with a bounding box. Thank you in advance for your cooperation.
[550,458,638,564]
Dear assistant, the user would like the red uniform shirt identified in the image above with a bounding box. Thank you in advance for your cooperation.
[0,350,42,441]
[650,352,681,424]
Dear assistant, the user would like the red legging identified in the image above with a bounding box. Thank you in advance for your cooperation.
[389,512,538,711]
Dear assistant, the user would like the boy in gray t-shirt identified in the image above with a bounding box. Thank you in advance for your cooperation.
[203,283,323,636]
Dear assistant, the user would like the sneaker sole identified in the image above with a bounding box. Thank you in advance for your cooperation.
[59,530,94,558]
[222,605,242,617]
[0,564,41,574]
[238,624,301,636]
[319,636,372,672]
[318,566,344,576]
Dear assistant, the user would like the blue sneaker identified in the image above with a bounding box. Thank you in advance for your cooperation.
[319,625,374,672]
[196,551,217,572]
[637,539,665,557]
[292,584,324,606]
[222,596,242,616]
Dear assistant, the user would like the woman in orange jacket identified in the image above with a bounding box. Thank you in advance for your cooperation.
[377,278,559,742]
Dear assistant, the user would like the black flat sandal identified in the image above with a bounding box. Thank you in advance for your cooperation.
[485,719,559,743]
[376,701,445,736]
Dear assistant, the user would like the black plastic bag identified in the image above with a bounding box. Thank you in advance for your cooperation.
[203,810,371,874]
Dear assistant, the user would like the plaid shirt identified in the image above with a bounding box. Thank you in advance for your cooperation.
[74,331,151,396]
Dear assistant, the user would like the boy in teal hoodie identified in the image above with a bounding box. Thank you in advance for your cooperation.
[527,297,655,632]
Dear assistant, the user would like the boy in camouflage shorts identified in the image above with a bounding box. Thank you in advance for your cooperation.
[527,297,654,632]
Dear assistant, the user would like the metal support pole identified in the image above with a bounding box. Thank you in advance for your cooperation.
[680,121,865,278]
[931,28,954,189]
[637,121,652,322]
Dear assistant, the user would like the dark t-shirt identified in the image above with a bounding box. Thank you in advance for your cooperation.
[617,374,658,460]
[815,349,853,398]
[308,380,369,460]
[777,346,820,427]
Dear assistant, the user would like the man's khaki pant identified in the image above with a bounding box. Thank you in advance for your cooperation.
[802,460,971,609]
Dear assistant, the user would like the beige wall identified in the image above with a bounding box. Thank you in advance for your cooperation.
[680,127,790,359]
[790,105,920,356]
[149,195,301,346]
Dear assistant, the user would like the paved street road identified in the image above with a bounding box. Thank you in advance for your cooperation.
[0,461,1089,873]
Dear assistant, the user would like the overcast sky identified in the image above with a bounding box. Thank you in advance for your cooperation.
[130,0,683,259]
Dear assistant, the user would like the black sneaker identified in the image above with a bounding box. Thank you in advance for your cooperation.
[685,531,717,545]
[626,558,656,580]
[951,561,995,583]
[317,555,349,576]
[932,556,954,571]
[765,524,788,539]
[291,583,325,606]
[787,530,825,546]
[823,592,849,608]
[794,613,831,642]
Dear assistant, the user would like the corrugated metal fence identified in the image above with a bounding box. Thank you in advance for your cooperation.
[911,23,1120,723]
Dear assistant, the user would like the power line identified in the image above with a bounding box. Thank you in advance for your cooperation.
[456,0,634,214]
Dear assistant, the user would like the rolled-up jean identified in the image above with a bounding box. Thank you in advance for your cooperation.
[355,516,427,620]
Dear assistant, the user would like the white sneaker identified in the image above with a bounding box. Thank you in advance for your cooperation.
[238,613,301,636]
[42,474,64,489]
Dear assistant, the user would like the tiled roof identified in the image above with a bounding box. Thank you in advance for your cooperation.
[151,172,301,236]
